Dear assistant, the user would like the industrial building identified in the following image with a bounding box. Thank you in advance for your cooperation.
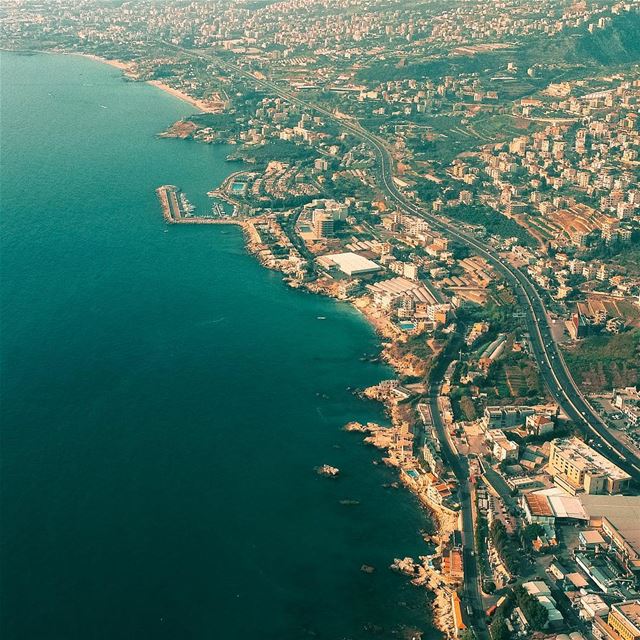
[580,495,640,579]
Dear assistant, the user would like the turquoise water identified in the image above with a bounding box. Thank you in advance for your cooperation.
[0,52,437,639]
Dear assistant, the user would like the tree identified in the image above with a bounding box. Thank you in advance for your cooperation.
[521,523,544,547]
[489,615,510,640]
[490,520,522,574]
[513,585,549,631]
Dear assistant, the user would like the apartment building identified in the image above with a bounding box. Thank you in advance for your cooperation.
[593,600,640,640]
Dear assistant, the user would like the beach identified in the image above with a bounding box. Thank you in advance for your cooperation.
[146,80,211,112]
[74,52,135,72]
[74,52,218,113]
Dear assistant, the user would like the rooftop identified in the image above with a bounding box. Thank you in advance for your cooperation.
[580,530,606,545]
[613,600,640,633]
[552,437,631,482]
[580,495,640,556]
[525,488,588,520]
[318,252,381,275]
[525,493,554,517]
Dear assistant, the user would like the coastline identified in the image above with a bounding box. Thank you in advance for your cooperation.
[65,49,453,636]
[235,215,459,638]
[72,52,212,113]
[73,52,133,72]
[3,48,444,637]
[146,80,207,113]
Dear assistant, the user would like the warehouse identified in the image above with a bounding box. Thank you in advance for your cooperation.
[317,252,382,276]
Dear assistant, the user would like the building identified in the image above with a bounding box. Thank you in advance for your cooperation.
[580,593,610,621]
[317,252,381,277]
[523,493,555,525]
[483,405,535,429]
[580,495,640,579]
[521,488,588,525]
[576,552,621,594]
[493,436,519,462]
[313,211,334,239]
[451,591,467,637]
[522,581,564,629]
[610,601,640,639]
[580,530,606,550]
[614,388,640,426]
[593,600,640,640]
[548,437,631,495]
[526,413,555,436]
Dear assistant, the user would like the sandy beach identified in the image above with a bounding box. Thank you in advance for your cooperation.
[75,53,134,72]
[146,80,210,112]
[74,53,213,113]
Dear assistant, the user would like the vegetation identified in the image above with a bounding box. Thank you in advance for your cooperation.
[520,523,545,548]
[446,204,536,247]
[238,139,315,165]
[490,520,522,574]
[489,615,510,640]
[512,585,549,631]
[563,329,640,392]
[459,395,478,421]
[474,508,491,576]
[574,13,640,64]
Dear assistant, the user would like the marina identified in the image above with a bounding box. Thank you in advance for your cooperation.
[156,184,240,225]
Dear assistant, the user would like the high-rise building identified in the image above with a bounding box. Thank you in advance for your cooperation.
[313,212,334,239]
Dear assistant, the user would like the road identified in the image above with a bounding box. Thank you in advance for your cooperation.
[427,381,489,640]
[350,126,640,481]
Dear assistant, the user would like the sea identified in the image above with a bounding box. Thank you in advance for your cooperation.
[0,51,438,640]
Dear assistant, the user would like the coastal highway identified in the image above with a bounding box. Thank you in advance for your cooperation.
[186,54,640,481]
[158,45,639,638]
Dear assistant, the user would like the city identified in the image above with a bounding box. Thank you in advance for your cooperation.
[2,1,640,639]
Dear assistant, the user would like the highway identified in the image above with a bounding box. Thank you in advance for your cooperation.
[369,133,640,480]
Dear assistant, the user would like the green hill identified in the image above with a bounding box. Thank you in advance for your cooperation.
[572,12,640,64]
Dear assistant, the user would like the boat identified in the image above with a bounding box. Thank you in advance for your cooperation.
[317,316,326,320]
[179,193,195,214]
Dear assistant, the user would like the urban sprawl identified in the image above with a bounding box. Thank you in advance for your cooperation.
[4,0,640,638]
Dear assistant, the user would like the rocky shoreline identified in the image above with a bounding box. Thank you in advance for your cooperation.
[231,220,460,637]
